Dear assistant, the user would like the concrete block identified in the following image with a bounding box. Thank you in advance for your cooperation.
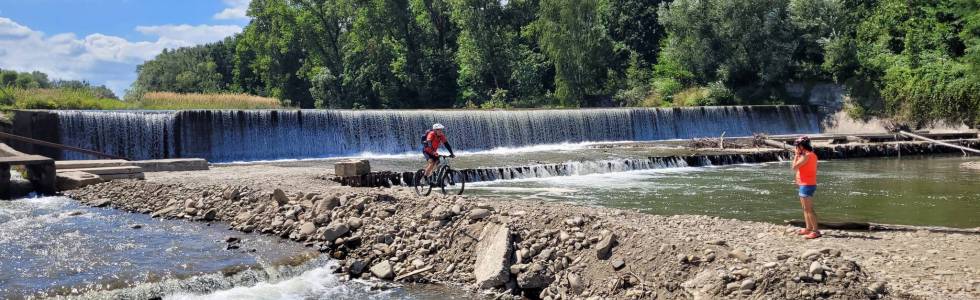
[56,171,104,191]
[131,158,209,172]
[100,173,146,181]
[57,166,143,175]
[56,160,131,170]
[334,159,370,177]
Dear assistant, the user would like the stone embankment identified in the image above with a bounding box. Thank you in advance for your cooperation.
[67,181,906,300]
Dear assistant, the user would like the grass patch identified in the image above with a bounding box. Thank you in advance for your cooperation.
[1,88,133,110]
[137,92,283,109]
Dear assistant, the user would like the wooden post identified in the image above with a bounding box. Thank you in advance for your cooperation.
[898,131,980,155]
[762,139,792,151]
[719,131,726,150]
[0,164,9,199]
[26,163,56,196]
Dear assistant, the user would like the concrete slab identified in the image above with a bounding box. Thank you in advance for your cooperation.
[131,159,209,172]
[57,166,143,175]
[56,159,131,170]
[56,171,104,191]
[100,173,145,181]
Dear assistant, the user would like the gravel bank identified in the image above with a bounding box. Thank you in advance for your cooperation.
[63,179,980,300]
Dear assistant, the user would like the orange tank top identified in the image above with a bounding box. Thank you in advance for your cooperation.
[796,151,818,186]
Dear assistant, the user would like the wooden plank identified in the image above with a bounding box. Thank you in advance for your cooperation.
[762,139,792,150]
[394,265,433,281]
[0,131,128,160]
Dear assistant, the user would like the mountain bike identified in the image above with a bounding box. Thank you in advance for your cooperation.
[414,155,465,196]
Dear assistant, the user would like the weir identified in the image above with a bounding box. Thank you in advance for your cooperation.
[15,106,821,162]
[333,139,980,187]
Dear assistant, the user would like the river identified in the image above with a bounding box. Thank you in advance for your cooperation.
[467,155,980,228]
[0,196,466,299]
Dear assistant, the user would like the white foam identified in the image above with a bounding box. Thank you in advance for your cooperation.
[214,140,636,164]
[164,262,384,300]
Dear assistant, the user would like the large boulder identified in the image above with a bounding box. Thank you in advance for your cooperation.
[314,196,340,216]
[335,160,371,177]
[595,232,618,259]
[517,263,554,289]
[473,222,513,289]
[272,189,289,206]
[370,260,395,279]
[320,223,350,242]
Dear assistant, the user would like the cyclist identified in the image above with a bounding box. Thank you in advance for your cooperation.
[422,123,455,182]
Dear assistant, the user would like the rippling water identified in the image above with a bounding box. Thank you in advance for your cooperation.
[0,197,462,300]
[468,156,980,228]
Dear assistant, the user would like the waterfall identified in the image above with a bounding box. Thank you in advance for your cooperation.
[51,106,820,161]
[57,111,177,160]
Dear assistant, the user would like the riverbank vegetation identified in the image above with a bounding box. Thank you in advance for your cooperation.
[1,68,282,110]
[0,68,128,110]
[130,0,979,127]
[135,92,282,110]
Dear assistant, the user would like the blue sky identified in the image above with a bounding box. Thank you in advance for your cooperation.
[0,0,251,96]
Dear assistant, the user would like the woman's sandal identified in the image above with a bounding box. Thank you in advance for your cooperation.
[797,228,811,235]
[804,231,822,239]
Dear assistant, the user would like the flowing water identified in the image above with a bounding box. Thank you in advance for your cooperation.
[466,155,980,228]
[50,106,820,161]
[0,197,463,300]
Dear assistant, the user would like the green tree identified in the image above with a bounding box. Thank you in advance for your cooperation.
[658,0,798,88]
[450,0,510,105]
[534,0,614,106]
[843,0,979,127]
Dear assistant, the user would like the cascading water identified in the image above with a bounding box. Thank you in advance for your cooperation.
[56,111,178,161]
[52,106,820,162]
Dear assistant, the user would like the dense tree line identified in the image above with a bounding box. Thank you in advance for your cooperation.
[133,0,979,126]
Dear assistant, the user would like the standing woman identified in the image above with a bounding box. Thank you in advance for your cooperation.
[793,136,821,239]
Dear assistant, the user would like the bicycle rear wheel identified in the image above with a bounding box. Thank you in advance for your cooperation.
[440,169,465,195]
[414,170,432,196]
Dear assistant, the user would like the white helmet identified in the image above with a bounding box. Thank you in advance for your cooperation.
[432,123,445,130]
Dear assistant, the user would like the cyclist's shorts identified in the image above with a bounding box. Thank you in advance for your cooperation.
[423,151,438,161]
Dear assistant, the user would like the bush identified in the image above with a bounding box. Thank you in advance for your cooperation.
[614,86,650,107]
[674,87,711,106]
[705,81,735,105]
[480,89,512,109]
[651,77,683,104]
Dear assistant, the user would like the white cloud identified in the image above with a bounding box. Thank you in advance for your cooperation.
[0,17,242,96]
[0,17,32,39]
[214,0,251,20]
[136,24,242,44]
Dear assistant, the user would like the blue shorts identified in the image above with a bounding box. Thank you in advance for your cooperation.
[423,151,438,161]
[798,185,817,198]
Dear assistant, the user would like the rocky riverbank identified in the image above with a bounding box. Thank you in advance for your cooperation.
[63,179,979,300]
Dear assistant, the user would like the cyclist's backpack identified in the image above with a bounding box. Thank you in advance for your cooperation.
[420,130,433,145]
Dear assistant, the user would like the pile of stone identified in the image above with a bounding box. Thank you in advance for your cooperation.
[67,181,886,299]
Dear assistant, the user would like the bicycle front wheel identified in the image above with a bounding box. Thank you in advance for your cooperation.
[440,169,465,195]
[414,170,432,196]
